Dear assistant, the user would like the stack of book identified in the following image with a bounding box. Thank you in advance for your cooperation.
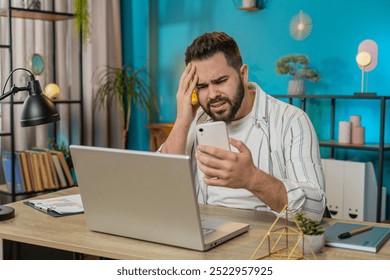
[1,148,75,194]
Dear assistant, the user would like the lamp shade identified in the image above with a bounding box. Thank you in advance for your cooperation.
[20,93,60,127]
[19,79,60,127]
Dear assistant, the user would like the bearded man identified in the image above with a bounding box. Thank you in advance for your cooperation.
[160,31,326,221]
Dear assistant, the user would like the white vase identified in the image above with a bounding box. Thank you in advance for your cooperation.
[288,79,305,95]
[242,0,257,8]
[300,234,325,254]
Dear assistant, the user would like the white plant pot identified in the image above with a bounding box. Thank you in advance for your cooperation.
[288,79,305,95]
[300,234,325,254]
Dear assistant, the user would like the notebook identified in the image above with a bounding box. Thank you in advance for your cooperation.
[324,222,390,253]
[69,145,249,251]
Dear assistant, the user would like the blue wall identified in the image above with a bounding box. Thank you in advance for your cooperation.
[121,0,151,150]
[121,0,390,218]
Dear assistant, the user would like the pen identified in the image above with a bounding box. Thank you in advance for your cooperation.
[338,225,373,239]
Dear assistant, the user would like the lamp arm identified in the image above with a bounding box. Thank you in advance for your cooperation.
[0,85,29,102]
[1,67,35,102]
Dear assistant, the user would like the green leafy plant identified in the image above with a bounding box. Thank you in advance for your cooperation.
[276,54,320,82]
[74,0,91,44]
[295,212,324,235]
[48,139,69,159]
[94,65,156,149]
[48,139,73,169]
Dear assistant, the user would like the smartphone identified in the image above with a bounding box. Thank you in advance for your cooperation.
[196,121,230,151]
[191,89,198,105]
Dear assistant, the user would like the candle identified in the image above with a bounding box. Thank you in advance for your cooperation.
[350,115,361,127]
[352,126,365,145]
[338,121,351,144]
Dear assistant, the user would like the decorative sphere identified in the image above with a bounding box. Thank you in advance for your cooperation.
[44,83,60,100]
[356,51,372,68]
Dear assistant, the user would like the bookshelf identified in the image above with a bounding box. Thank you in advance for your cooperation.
[0,1,83,202]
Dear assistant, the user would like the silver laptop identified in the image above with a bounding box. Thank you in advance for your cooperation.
[70,145,249,251]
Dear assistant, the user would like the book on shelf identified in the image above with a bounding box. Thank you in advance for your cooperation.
[51,154,68,188]
[325,222,390,253]
[15,152,25,192]
[41,151,56,189]
[1,151,25,193]
[17,151,33,193]
[25,150,38,191]
[0,154,5,185]
[50,150,74,186]
[25,150,44,192]
[37,151,50,190]
[24,194,84,217]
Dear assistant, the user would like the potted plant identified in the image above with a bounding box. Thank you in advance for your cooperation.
[295,212,325,254]
[74,0,91,45]
[94,65,156,149]
[276,54,320,95]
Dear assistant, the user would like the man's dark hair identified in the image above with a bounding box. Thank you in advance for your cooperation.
[185,32,242,72]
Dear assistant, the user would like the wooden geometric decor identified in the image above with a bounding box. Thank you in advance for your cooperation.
[250,205,317,260]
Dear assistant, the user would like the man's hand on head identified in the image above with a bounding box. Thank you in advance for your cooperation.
[176,63,200,127]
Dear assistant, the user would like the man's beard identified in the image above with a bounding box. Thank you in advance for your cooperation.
[201,79,245,123]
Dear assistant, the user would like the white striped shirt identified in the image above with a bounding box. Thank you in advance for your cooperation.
[186,82,326,221]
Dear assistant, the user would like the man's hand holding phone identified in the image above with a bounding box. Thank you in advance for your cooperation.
[196,122,258,190]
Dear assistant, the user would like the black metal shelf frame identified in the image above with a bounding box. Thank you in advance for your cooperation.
[0,0,84,202]
[3,7,74,20]
[273,94,390,222]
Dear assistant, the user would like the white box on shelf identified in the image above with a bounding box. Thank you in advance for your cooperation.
[343,161,365,221]
[322,159,386,222]
[322,159,344,219]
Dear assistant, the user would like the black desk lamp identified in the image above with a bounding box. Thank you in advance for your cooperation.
[0,68,60,221]
[0,68,60,126]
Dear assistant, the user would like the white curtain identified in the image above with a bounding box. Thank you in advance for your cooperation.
[0,0,122,152]
[84,0,122,148]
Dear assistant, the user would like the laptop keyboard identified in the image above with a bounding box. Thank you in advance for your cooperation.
[202,227,216,236]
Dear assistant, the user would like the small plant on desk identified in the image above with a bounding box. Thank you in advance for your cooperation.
[295,212,324,235]
[295,212,325,254]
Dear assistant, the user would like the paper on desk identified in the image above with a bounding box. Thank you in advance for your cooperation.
[27,194,84,215]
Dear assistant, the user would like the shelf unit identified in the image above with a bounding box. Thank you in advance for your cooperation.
[273,94,390,222]
[238,7,261,11]
[0,1,83,202]
[0,6,74,20]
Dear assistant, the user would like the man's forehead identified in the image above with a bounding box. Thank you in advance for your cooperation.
[192,53,234,82]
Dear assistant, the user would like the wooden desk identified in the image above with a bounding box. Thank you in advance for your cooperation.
[1,188,390,260]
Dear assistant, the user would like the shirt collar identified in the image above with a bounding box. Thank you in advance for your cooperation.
[248,82,268,125]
